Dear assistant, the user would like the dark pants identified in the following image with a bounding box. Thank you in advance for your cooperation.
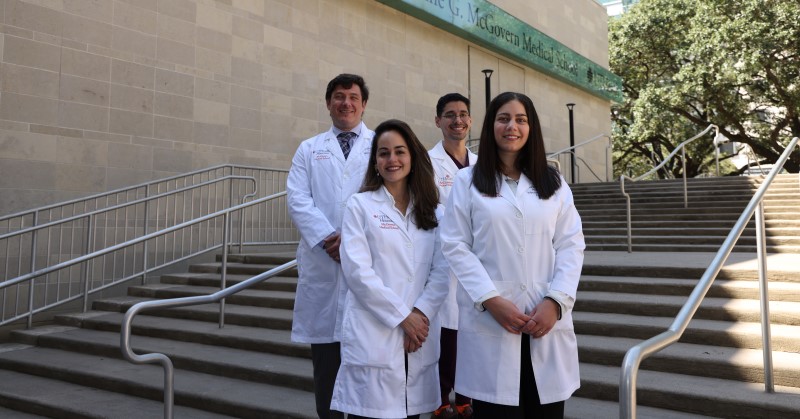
[472,336,565,419]
[439,327,471,406]
[311,342,344,419]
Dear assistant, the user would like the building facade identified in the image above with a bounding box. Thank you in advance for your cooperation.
[0,0,616,216]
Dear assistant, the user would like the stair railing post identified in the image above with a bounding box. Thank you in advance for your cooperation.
[26,211,39,329]
[682,148,688,209]
[620,175,632,253]
[755,201,774,392]
[219,212,230,328]
[82,214,94,313]
[605,135,612,182]
[239,206,246,254]
[164,362,174,419]
[715,137,720,177]
[142,190,150,285]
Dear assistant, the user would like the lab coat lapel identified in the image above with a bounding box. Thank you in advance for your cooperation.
[324,130,346,164]
[432,142,459,179]
[497,175,520,210]
[376,191,411,242]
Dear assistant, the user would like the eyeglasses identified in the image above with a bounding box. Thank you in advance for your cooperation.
[441,112,471,121]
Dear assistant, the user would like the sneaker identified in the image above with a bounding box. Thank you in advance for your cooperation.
[433,404,457,419]
[456,404,473,419]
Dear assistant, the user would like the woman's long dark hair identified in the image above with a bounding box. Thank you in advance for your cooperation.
[472,92,561,199]
[360,119,439,230]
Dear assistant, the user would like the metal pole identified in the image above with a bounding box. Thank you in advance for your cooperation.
[219,213,230,328]
[755,202,774,392]
[82,214,94,313]
[682,148,688,208]
[26,212,39,329]
[567,104,576,183]
[482,69,493,110]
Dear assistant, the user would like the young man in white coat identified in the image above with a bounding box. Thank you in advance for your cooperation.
[287,73,374,419]
[428,93,477,419]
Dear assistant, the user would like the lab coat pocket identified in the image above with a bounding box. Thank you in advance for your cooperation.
[341,306,401,368]
[458,281,518,337]
[414,321,441,367]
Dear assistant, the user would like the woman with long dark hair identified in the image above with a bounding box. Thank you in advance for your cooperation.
[331,119,449,418]
[441,92,585,418]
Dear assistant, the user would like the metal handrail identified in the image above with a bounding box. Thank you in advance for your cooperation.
[619,136,799,418]
[0,164,289,232]
[0,175,256,328]
[0,190,292,329]
[121,258,297,419]
[548,133,612,182]
[0,164,229,224]
[0,176,255,242]
[619,124,719,252]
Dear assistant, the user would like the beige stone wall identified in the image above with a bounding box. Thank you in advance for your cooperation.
[0,0,611,216]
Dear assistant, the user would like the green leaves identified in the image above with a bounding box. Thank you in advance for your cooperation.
[610,0,800,177]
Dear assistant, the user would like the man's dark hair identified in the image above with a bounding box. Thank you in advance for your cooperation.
[325,73,369,102]
[435,93,470,116]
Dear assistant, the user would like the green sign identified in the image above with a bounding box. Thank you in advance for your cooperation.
[376,0,623,102]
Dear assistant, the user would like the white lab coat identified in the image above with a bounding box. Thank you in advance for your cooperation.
[286,122,374,343]
[428,141,478,330]
[440,167,585,405]
[330,187,450,418]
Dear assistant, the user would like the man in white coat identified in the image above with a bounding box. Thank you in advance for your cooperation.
[428,93,477,419]
[287,73,374,419]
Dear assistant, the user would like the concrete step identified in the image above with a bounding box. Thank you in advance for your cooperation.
[585,242,800,253]
[577,363,800,418]
[126,283,296,310]
[576,291,800,325]
[577,206,753,216]
[91,295,295,330]
[585,234,800,247]
[578,212,800,222]
[565,396,712,419]
[9,325,313,392]
[189,262,294,276]
[160,272,298,292]
[581,255,798,282]
[222,253,297,265]
[56,309,307,358]
[579,275,800,301]
[0,345,315,418]
[582,219,800,228]
[577,334,800,387]
[583,227,800,237]
[573,311,800,352]
[0,366,230,419]
[0,405,49,418]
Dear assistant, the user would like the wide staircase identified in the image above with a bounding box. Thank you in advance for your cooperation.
[0,174,798,417]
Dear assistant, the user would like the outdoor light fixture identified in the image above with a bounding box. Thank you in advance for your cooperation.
[567,103,576,183]
[482,69,494,109]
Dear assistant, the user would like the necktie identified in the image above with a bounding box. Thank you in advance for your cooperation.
[337,132,356,159]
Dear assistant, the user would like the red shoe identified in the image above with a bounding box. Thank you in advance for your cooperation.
[433,403,457,419]
[456,403,473,419]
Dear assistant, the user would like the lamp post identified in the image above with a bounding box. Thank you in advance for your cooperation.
[567,103,576,183]
[482,69,494,109]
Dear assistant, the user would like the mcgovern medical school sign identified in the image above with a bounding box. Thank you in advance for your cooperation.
[377,0,623,102]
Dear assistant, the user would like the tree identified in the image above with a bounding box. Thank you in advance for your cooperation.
[610,0,800,178]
